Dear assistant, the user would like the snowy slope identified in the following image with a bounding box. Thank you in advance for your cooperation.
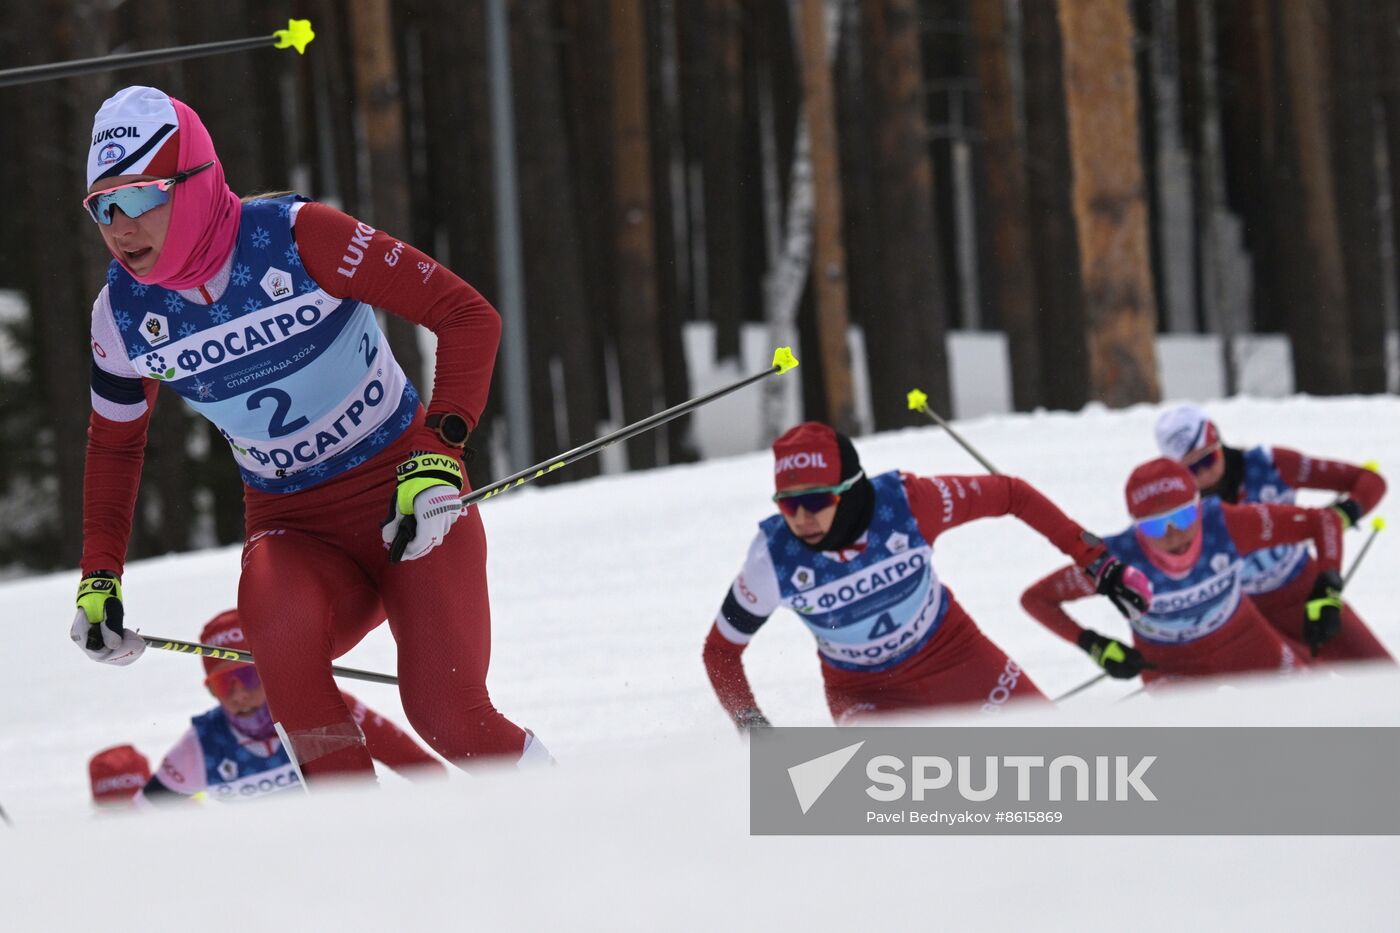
[2,396,1398,930]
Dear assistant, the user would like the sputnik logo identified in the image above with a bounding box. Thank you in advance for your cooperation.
[787,741,864,814]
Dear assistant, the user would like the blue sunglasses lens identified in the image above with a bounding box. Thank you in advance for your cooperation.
[1137,502,1200,538]
[776,491,839,516]
[86,183,170,225]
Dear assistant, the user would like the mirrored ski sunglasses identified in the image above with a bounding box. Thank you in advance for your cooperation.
[773,470,864,516]
[1184,444,1222,476]
[81,160,215,225]
[205,664,261,700]
[1134,499,1201,539]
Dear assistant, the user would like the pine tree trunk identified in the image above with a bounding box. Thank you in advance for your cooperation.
[1275,0,1350,394]
[862,0,951,427]
[797,0,858,434]
[512,0,601,479]
[609,0,665,469]
[970,0,1043,411]
[413,0,501,486]
[695,0,747,363]
[1329,1,1387,393]
[1056,0,1161,407]
[1021,0,1090,410]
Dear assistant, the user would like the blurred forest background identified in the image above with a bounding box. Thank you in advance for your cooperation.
[0,0,1397,573]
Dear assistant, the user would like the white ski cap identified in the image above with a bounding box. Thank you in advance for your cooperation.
[1154,404,1221,461]
[87,86,181,189]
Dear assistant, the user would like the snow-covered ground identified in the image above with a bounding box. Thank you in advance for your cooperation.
[2,395,1398,930]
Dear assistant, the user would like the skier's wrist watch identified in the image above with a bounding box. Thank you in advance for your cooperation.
[424,412,471,450]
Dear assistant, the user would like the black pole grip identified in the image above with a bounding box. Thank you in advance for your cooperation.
[389,515,416,563]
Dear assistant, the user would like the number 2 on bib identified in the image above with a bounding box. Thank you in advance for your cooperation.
[247,387,309,438]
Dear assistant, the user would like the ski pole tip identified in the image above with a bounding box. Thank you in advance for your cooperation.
[1372,515,1386,532]
[273,18,315,54]
[906,388,929,412]
[771,347,799,373]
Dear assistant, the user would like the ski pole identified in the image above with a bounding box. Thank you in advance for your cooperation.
[906,389,1000,475]
[140,634,397,686]
[472,347,799,506]
[390,347,800,560]
[1052,671,1109,703]
[1342,516,1384,588]
[0,19,314,88]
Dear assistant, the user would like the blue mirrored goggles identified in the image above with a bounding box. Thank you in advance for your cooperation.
[81,160,215,225]
[1135,500,1201,539]
[773,471,864,516]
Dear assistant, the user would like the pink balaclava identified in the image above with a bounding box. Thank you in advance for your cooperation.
[87,86,241,290]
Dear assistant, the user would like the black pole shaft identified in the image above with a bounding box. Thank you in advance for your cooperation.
[1052,671,1109,703]
[0,35,272,89]
[464,363,784,507]
[913,404,1001,475]
[141,635,397,686]
[1342,524,1381,587]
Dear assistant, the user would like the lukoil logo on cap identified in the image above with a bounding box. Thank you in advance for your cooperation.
[1131,477,1189,506]
[775,451,828,474]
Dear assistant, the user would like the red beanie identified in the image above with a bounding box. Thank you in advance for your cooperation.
[200,609,251,676]
[89,744,150,804]
[1125,457,1197,519]
[772,422,844,492]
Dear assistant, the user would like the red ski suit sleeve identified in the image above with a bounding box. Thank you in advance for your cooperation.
[1270,448,1386,516]
[1021,502,1345,646]
[341,692,446,777]
[80,203,499,575]
[702,473,1105,721]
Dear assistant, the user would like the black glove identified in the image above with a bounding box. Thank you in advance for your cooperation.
[1303,569,1344,656]
[1085,554,1152,621]
[1331,499,1362,530]
[1077,630,1150,679]
[734,707,772,733]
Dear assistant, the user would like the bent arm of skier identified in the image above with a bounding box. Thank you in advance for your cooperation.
[704,535,780,731]
[1270,448,1386,528]
[902,473,1151,616]
[1222,502,1344,573]
[292,203,501,437]
[1021,567,1150,679]
[1225,501,1347,652]
[292,202,499,561]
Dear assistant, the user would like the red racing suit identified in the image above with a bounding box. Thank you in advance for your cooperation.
[704,473,1110,722]
[83,201,527,778]
[1022,500,1344,684]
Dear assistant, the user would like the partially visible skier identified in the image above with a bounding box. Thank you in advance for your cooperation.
[88,744,150,810]
[702,422,1151,726]
[140,611,444,803]
[1155,405,1390,662]
[1022,457,1348,686]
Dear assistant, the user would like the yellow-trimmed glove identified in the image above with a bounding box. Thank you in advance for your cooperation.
[1303,569,1344,656]
[70,571,145,665]
[1330,499,1362,530]
[1077,630,1150,679]
[381,452,466,562]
